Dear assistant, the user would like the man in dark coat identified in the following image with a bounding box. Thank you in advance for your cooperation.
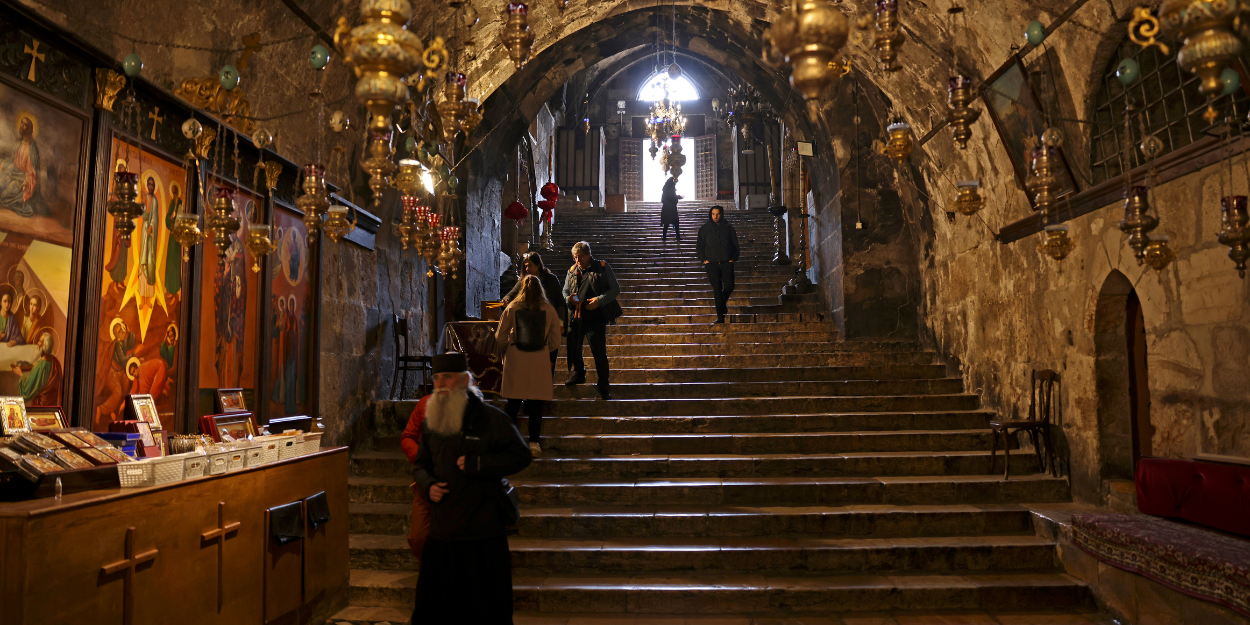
[412,352,533,625]
[562,241,621,400]
[660,177,681,241]
[696,205,740,324]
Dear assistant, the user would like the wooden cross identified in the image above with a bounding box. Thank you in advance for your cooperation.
[148,107,163,141]
[23,40,44,82]
[100,526,158,625]
[201,502,242,612]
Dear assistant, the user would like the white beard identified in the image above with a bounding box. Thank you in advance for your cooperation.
[425,387,468,435]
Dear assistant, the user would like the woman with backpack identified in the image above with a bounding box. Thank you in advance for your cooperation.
[501,251,568,374]
[495,274,563,456]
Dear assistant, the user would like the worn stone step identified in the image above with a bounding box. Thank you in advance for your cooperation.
[551,379,965,400]
[556,352,935,369]
[351,533,416,570]
[513,610,1118,624]
[572,341,933,359]
[623,304,826,317]
[517,504,1038,539]
[550,364,947,382]
[617,312,827,324]
[546,395,980,417]
[327,605,413,625]
[348,568,418,609]
[514,410,997,435]
[513,474,1069,507]
[609,321,833,334]
[511,571,1092,614]
[535,429,994,455]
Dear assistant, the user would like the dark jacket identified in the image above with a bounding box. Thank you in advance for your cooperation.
[562,258,622,327]
[504,268,569,327]
[412,392,533,541]
[660,181,679,225]
[696,214,740,263]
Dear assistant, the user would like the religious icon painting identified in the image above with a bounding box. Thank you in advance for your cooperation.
[206,411,256,443]
[215,387,246,413]
[25,405,64,431]
[0,395,27,435]
[91,140,188,432]
[196,182,260,417]
[125,393,162,430]
[0,78,91,412]
[981,54,1079,206]
[265,206,314,421]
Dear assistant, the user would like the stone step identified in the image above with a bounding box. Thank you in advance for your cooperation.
[617,313,828,325]
[513,474,1069,507]
[514,611,1118,624]
[348,568,418,609]
[609,322,836,334]
[352,533,1058,574]
[550,379,966,400]
[622,304,826,316]
[548,364,947,381]
[556,352,936,369]
[353,570,1092,612]
[571,345,916,359]
[545,395,980,417]
[326,605,412,625]
[514,410,998,435]
[348,503,1040,540]
[350,452,1037,499]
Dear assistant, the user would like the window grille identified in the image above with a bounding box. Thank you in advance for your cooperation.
[1090,37,1250,185]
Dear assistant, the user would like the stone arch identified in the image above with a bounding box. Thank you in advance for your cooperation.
[1093,269,1153,484]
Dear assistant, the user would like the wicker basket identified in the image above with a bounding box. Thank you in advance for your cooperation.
[117,462,154,488]
[225,449,248,473]
[244,444,265,468]
[207,450,231,475]
[183,453,208,479]
[276,436,303,461]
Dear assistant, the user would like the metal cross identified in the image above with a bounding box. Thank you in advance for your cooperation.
[148,107,164,141]
[100,526,159,625]
[200,502,242,612]
[23,40,44,82]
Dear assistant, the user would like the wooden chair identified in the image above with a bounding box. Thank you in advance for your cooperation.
[989,369,1058,479]
[391,314,432,400]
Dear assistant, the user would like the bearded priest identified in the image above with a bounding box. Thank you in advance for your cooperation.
[411,352,533,624]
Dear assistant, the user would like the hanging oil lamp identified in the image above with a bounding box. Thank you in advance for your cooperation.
[423,212,442,274]
[361,129,396,209]
[871,0,905,73]
[437,72,475,151]
[396,195,422,249]
[883,121,913,162]
[1040,225,1074,262]
[244,161,281,272]
[1027,146,1062,219]
[1218,195,1250,277]
[947,75,980,149]
[170,165,204,260]
[1147,1,1248,122]
[439,225,465,278]
[953,180,984,217]
[502,2,534,70]
[324,204,357,243]
[334,0,424,131]
[107,169,145,245]
[205,187,240,257]
[1144,236,1176,272]
[1118,186,1159,264]
[668,136,686,181]
[296,164,330,245]
[764,0,849,121]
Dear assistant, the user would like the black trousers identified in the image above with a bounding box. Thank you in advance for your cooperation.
[413,534,514,624]
[705,261,736,318]
[663,222,681,240]
[567,322,610,390]
[550,347,558,374]
[505,398,544,443]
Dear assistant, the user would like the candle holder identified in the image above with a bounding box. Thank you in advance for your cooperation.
[883,121,913,162]
[107,171,144,245]
[1218,195,1250,277]
[244,224,275,272]
[205,187,240,258]
[953,180,984,217]
[1118,185,1159,264]
[1144,236,1176,272]
[296,164,330,245]
[324,205,357,243]
[947,75,980,149]
[1039,224,1074,262]
[171,213,204,262]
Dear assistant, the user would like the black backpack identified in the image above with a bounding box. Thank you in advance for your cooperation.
[512,308,547,352]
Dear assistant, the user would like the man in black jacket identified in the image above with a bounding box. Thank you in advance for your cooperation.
[563,241,621,400]
[696,205,740,324]
[412,352,533,624]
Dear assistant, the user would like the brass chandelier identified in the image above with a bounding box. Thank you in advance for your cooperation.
[764,0,850,121]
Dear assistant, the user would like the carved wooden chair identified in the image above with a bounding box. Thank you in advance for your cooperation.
[391,314,432,400]
[989,369,1058,479]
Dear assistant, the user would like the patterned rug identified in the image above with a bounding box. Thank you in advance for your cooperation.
[1072,513,1250,617]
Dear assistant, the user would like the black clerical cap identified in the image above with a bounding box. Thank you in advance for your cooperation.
[432,352,469,374]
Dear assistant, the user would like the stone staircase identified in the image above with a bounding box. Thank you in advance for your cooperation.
[332,203,1109,624]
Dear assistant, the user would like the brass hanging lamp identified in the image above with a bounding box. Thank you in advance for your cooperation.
[501,2,534,70]
[765,0,850,121]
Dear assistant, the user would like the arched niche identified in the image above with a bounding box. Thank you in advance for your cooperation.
[1094,270,1154,485]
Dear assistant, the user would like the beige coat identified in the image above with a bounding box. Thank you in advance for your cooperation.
[494,301,561,401]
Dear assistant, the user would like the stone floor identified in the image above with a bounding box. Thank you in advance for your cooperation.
[332,203,1112,624]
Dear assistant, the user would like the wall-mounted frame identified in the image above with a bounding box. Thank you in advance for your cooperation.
[215,387,247,413]
[982,54,1079,207]
[25,405,64,431]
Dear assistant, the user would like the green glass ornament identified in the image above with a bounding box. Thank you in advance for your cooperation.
[404,136,417,154]
[309,45,330,70]
[1025,20,1046,46]
[122,52,143,78]
[1116,58,1140,86]
[1222,67,1241,96]
[219,65,240,91]
[447,174,460,189]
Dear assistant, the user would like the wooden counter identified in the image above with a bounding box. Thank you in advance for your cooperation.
[0,447,350,625]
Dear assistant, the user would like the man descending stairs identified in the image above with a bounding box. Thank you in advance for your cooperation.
[336,202,1110,624]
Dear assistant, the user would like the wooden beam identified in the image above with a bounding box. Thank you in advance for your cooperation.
[275,0,336,48]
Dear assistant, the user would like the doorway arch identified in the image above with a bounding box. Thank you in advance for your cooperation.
[1094,270,1154,482]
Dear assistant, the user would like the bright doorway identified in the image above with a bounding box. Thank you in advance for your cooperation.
[643,148,695,202]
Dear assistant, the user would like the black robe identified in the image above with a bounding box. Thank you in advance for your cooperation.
[660,183,679,225]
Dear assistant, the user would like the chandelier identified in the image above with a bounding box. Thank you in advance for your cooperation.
[646,87,686,159]
[714,84,774,143]
[764,0,850,120]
